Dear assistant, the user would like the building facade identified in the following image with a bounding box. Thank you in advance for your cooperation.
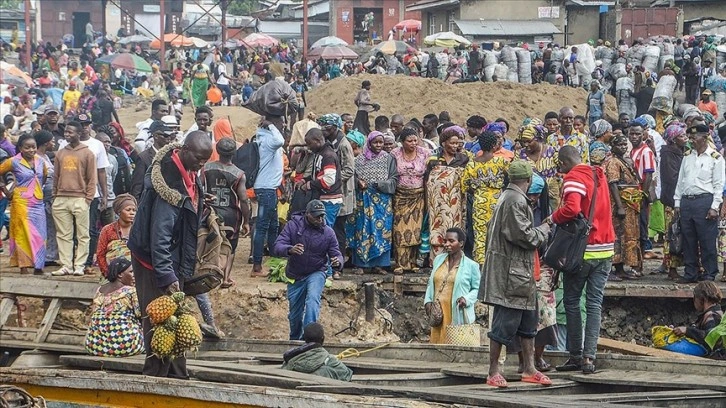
[330,0,422,47]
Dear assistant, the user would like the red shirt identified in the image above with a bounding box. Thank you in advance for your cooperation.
[171,149,198,207]
[173,68,184,83]
[630,142,655,183]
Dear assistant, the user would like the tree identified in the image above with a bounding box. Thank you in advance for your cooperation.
[0,0,22,9]
[227,0,257,16]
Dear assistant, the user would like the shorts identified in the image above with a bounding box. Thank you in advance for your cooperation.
[488,304,538,347]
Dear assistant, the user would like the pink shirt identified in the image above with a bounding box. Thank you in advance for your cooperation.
[392,146,430,189]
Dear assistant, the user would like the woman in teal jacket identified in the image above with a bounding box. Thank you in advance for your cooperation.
[424,227,481,344]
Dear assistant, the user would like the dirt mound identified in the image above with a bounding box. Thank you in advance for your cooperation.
[306,74,618,129]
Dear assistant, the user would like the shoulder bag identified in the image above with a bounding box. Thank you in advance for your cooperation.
[426,265,454,328]
[544,168,598,277]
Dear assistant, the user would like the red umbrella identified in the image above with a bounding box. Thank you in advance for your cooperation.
[394,19,421,32]
[308,45,358,61]
[241,33,279,48]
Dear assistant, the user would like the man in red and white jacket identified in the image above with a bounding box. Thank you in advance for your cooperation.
[549,145,615,375]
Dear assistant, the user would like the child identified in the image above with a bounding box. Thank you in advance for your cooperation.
[281,322,353,381]
[673,281,724,356]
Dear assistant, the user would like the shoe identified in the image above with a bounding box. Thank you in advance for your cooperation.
[51,267,72,276]
[582,362,596,374]
[83,265,95,275]
[555,358,582,372]
[675,278,698,284]
[45,261,60,267]
[247,256,253,264]
[200,323,224,339]
[608,274,623,282]
[72,267,85,276]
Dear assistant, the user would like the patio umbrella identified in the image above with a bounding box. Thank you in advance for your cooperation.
[371,40,415,55]
[0,61,33,87]
[241,33,279,48]
[117,34,153,45]
[95,53,153,72]
[310,36,349,49]
[149,33,194,49]
[307,45,358,60]
[423,31,471,48]
[394,19,422,32]
[188,37,209,48]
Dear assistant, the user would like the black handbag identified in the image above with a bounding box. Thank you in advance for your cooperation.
[667,213,683,256]
[544,168,598,275]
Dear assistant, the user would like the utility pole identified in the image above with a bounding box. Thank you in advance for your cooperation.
[24,0,31,72]
[101,0,108,39]
[160,0,166,71]
[220,0,228,43]
[302,0,308,61]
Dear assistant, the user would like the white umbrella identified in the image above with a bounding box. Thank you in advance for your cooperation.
[188,37,210,48]
[117,34,153,45]
[423,32,471,47]
[310,36,349,49]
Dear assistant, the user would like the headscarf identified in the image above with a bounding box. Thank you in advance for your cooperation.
[485,122,507,135]
[518,124,546,142]
[641,114,656,129]
[213,117,233,142]
[610,134,628,147]
[702,111,715,126]
[631,116,649,128]
[663,122,686,143]
[520,117,542,127]
[589,119,612,140]
[589,141,610,165]
[364,131,385,160]
[346,129,365,148]
[528,173,545,194]
[663,115,678,128]
[107,257,132,283]
[113,193,137,215]
[316,113,342,129]
[441,125,466,140]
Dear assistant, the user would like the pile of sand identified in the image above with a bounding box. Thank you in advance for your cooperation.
[306,74,618,131]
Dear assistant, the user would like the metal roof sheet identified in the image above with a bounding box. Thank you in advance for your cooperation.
[454,20,561,37]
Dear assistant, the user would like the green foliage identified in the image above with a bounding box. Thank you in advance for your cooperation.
[0,0,22,9]
[266,257,295,284]
[227,0,257,15]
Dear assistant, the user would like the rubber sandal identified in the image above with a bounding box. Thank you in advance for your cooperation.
[582,362,596,374]
[220,279,236,289]
[535,360,553,372]
[393,268,404,275]
[555,358,582,372]
[486,373,508,388]
[521,371,552,386]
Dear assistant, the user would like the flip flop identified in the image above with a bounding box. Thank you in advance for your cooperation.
[486,373,508,388]
[220,279,236,289]
[521,371,552,386]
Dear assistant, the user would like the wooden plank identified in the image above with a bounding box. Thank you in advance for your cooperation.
[570,389,726,402]
[597,337,703,360]
[33,298,61,343]
[0,340,84,354]
[0,296,16,327]
[0,276,97,300]
[565,370,726,392]
[1,326,86,346]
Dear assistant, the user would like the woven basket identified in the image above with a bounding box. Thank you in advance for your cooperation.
[444,310,480,347]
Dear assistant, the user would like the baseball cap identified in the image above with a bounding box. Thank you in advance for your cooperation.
[148,120,175,135]
[75,113,92,124]
[688,124,710,134]
[306,200,326,217]
[702,89,713,95]
[44,106,60,115]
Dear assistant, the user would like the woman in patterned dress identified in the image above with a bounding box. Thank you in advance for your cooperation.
[85,258,144,357]
[0,134,47,274]
[348,131,399,275]
[517,122,559,209]
[425,126,469,261]
[660,122,687,280]
[461,131,510,265]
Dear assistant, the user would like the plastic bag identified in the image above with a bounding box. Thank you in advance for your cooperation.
[651,326,707,356]
[244,80,299,117]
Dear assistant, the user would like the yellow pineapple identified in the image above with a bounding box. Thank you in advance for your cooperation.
[176,314,203,349]
[150,325,176,358]
[146,295,178,325]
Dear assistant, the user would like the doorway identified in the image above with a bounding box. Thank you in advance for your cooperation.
[72,12,90,47]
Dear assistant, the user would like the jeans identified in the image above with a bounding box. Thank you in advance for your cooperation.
[217,84,232,106]
[253,189,278,264]
[321,201,340,277]
[639,200,651,251]
[287,271,326,340]
[85,198,100,266]
[563,257,612,360]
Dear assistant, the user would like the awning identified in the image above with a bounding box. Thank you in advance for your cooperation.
[406,0,460,12]
[455,20,561,37]
[566,0,615,5]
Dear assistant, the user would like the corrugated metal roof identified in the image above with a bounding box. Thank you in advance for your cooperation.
[406,0,460,12]
[455,20,561,37]
[567,0,615,5]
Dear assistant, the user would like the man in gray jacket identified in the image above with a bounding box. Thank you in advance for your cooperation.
[480,161,552,388]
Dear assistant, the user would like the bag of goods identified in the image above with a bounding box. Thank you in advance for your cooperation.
[517,49,532,84]
[717,45,726,67]
[659,55,675,73]
[147,292,204,359]
[507,70,519,83]
[649,74,677,113]
[244,80,299,117]
[608,62,627,80]
[716,92,726,125]
[500,46,518,72]
[484,64,496,82]
[642,45,661,73]
[626,45,645,67]
[493,63,509,82]
[705,76,726,93]
[482,50,498,68]
[600,48,616,71]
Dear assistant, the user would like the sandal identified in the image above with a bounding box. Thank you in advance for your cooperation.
[486,373,508,388]
[582,362,596,374]
[352,268,364,276]
[555,358,582,372]
[373,267,387,275]
[393,268,404,275]
[535,360,552,372]
[521,371,552,386]
[220,279,236,289]
[332,272,341,280]
[607,274,623,282]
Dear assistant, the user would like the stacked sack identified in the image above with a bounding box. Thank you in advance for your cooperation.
[482,50,498,82]
[517,49,532,85]
[649,75,677,114]
[500,46,519,83]
[146,292,203,360]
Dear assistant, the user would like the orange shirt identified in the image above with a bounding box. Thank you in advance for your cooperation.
[698,100,719,119]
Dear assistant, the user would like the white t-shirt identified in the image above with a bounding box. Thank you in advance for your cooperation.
[134,118,154,153]
[58,137,110,198]
[216,64,229,86]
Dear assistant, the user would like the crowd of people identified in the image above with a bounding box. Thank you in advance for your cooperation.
[2,31,726,386]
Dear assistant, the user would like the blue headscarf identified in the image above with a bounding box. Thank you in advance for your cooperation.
[346,129,366,148]
[528,173,545,195]
[316,113,343,129]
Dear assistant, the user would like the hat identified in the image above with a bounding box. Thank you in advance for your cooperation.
[148,120,175,135]
[161,115,180,129]
[508,160,533,181]
[306,200,326,216]
[604,41,611,47]
[702,89,713,95]
[75,113,92,124]
[44,106,60,114]
[687,124,710,134]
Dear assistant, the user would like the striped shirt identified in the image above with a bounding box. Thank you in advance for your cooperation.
[630,143,655,182]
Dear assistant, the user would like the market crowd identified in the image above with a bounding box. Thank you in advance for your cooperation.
[1,31,726,385]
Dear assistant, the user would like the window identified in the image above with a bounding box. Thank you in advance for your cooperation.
[0,21,17,30]
[428,13,436,34]
[448,10,456,32]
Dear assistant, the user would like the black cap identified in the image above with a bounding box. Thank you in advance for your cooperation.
[75,113,92,124]
[148,120,175,135]
[306,200,326,216]
[687,124,710,134]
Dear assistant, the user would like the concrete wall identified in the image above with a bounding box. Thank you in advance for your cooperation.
[39,1,104,44]
[420,8,459,37]
[567,7,601,45]
[459,0,567,44]
[681,3,726,23]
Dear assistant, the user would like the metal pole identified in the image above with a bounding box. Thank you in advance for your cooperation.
[364,283,375,322]
[24,0,31,72]
[101,0,108,39]
[302,0,308,61]
[160,0,166,71]
[220,0,228,43]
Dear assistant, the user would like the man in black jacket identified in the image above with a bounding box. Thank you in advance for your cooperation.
[130,120,176,200]
[127,131,212,378]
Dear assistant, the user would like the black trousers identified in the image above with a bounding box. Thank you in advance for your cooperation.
[334,215,348,258]
[85,198,100,266]
[132,258,188,378]
[680,194,719,281]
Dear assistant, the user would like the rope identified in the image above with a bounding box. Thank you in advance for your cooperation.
[336,342,393,360]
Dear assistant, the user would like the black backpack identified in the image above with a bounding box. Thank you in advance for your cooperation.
[232,139,259,189]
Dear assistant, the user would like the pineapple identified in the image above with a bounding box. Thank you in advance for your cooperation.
[150,325,176,358]
[176,314,203,349]
[146,295,178,325]
[171,291,186,304]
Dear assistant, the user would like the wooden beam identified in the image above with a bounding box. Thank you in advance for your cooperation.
[0,276,97,300]
[597,337,704,361]
[33,299,62,344]
[565,370,726,392]
[0,296,16,327]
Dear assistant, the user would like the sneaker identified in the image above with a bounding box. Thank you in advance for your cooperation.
[72,267,85,276]
[51,267,72,276]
